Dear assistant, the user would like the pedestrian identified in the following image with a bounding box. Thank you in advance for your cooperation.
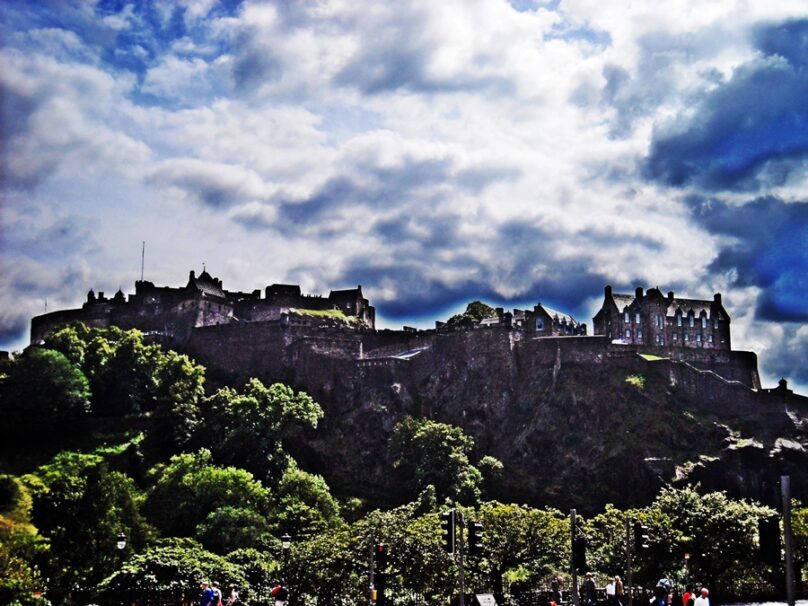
[225,586,239,606]
[614,576,624,606]
[551,575,562,606]
[682,587,694,606]
[606,576,616,606]
[654,579,668,606]
[580,572,597,606]
[200,582,214,606]
[211,582,223,606]
[271,579,289,605]
[693,588,709,606]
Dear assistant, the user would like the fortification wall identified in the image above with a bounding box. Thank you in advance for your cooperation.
[31,308,111,342]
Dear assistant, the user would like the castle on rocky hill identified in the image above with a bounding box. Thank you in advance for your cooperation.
[31,269,752,387]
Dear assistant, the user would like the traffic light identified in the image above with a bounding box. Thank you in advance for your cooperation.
[373,571,388,605]
[373,543,388,570]
[372,544,389,605]
[468,521,484,557]
[572,535,587,571]
[633,521,650,553]
[759,516,781,565]
[441,510,456,554]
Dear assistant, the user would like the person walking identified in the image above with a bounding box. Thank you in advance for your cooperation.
[200,582,214,606]
[614,576,625,606]
[211,582,223,606]
[580,572,597,606]
[606,577,616,606]
[693,588,709,606]
[225,586,239,606]
[271,579,289,605]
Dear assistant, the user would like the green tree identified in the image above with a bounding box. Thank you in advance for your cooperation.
[198,380,322,482]
[0,475,47,606]
[269,464,342,537]
[389,416,483,504]
[473,501,570,595]
[97,538,249,605]
[0,348,90,442]
[144,449,270,538]
[29,452,150,603]
[150,349,206,451]
[646,487,773,592]
[195,506,274,554]
[288,502,456,605]
[447,301,497,328]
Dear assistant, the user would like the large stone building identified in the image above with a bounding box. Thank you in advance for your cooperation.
[592,285,731,350]
[31,269,375,345]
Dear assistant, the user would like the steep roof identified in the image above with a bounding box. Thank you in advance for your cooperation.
[612,294,635,311]
[539,304,579,325]
[666,298,712,317]
[188,270,226,299]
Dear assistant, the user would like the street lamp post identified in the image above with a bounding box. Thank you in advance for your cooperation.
[281,534,292,581]
[683,553,690,588]
[116,532,127,551]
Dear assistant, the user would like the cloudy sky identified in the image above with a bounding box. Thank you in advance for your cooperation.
[1,0,807,391]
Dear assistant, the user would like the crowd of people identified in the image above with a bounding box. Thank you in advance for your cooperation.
[547,573,710,606]
[200,579,288,606]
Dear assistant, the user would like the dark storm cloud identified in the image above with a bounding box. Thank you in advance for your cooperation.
[330,216,611,324]
[644,20,808,191]
[688,195,808,321]
[274,157,517,231]
[761,327,808,385]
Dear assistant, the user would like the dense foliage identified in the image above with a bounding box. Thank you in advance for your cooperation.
[1,323,806,605]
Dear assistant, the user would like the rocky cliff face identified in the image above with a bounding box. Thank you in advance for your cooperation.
[185,326,808,512]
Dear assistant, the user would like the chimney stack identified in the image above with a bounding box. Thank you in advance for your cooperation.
[635,286,644,300]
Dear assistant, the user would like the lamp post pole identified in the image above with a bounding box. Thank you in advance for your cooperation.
[281,533,292,582]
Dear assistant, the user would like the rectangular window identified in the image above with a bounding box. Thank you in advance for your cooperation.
[689,316,694,327]
[696,333,702,342]
[708,335,713,343]
[714,320,718,329]
[673,333,678,341]
[637,330,643,339]
[635,313,641,324]
[684,333,689,341]
[625,329,631,339]
[624,312,629,323]
[660,338,665,346]
[677,315,682,326]
[536,318,544,331]
[656,315,662,328]
[701,316,707,328]
[655,335,660,344]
